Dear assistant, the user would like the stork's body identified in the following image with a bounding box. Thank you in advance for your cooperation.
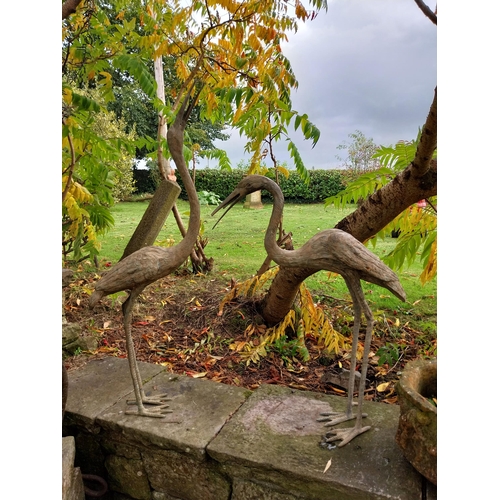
[212,175,406,446]
[89,101,200,418]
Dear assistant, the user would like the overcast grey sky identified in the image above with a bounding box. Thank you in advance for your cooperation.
[208,0,437,170]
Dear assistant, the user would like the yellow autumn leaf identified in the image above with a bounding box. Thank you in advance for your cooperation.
[377,382,391,392]
[229,341,249,352]
[276,165,290,178]
[420,239,437,285]
[99,71,112,88]
[295,1,309,21]
[63,87,73,104]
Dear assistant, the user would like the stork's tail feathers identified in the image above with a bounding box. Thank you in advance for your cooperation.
[88,290,104,309]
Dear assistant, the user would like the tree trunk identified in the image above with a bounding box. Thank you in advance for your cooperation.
[154,51,173,181]
[260,89,437,326]
[120,33,183,261]
[120,179,181,260]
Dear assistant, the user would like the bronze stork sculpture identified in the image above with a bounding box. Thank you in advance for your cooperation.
[212,175,406,446]
[89,96,200,418]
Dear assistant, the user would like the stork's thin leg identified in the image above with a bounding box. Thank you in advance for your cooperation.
[320,280,371,446]
[318,284,366,426]
[122,288,172,417]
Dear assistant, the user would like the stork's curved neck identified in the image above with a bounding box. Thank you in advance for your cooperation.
[258,177,299,266]
[167,124,200,255]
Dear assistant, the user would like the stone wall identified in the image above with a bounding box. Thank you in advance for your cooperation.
[63,358,436,500]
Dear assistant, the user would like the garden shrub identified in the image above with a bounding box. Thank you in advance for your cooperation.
[133,168,348,203]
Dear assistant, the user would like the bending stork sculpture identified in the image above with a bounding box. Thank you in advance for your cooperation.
[212,175,406,446]
[89,97,200,418]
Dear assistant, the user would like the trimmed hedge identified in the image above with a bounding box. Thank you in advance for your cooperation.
[133,168,347,203]
[132,167,157,194]
[273,170,344,203]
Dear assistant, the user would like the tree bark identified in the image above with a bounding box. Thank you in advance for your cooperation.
[413,0,438,25]
[260,89,437,326]
[62,0,83,20]
[154,51,173,180]
[120,179,181,260]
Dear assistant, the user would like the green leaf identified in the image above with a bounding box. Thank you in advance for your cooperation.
[71,92,101,112]
[88,204,115,234]
[324,167,394,209]
[113,54,157,99]
[420,230,437,263]
[234,88,244,108]
[235,56,247,69]
[199,148,232,171]
[294,114,302,131]
[287,140,310,186]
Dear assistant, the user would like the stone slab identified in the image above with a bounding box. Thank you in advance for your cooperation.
[208,384,436,500]
[65,358,165,431]
[65,357,248,460]
[96,367,249,460]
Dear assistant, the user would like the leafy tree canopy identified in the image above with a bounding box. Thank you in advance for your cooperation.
[62,0,329,262]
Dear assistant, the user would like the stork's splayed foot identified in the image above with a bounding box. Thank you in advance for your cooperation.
[126,392,172,411]
[126,394,171,406]
[125,400,173,418]
[324,422,372,448]
[318,406,369,447]
[319,405,372,447]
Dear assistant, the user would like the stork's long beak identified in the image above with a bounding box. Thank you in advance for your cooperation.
[211,188,246,229]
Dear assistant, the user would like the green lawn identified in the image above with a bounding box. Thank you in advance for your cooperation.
[95,198,437,339]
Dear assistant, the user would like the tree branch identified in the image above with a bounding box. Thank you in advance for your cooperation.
[413,0,437,25]
[336,159,437,242]
[62,0,84,20]
[411,87,437,177]
[62,118,76,203]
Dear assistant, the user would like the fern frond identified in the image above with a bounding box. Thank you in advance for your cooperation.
[287,140,310,186]
[218,267,280,316]
[324,167,394,209]
[218,273,347,365]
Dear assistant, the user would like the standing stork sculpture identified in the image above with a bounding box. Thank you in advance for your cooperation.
[88,94,201,418]
[212,175,406,446]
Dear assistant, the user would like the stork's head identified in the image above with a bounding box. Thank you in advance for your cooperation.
[211,175,272,229]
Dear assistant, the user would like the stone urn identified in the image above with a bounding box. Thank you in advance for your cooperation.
[395,358,437,485]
